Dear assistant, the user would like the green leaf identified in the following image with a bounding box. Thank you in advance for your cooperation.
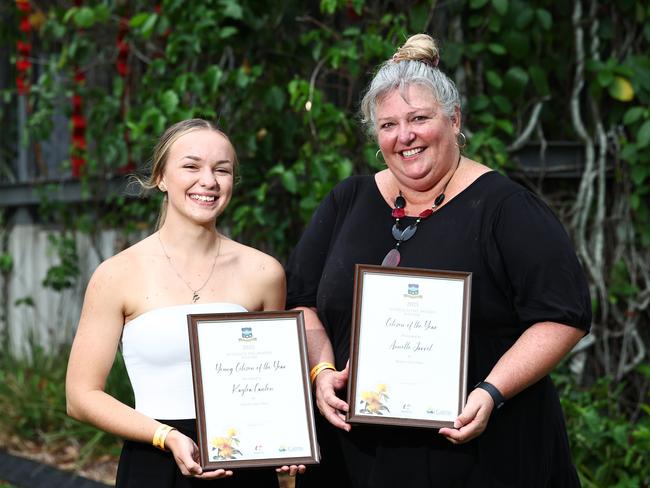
[608,76,635,101]
[73,7,96,28]
[623,107,645,125]
[219,26,238,39]
[514,8,534,29]
[129,12,149,28]
[486,70,503,88]
[204,66,223,94]
[536,8,552,30]
[529,65,550,96]
[631,164,648,185]
[488,43,507,55]
[219,0,244,19]
[160,90,179,115]
[637,120,650,148]
[140,13,158,39]
[470,0,489,8]
[281,170,298,194]
[504,66,529,98]
[492,0,508,16]
[470,94,490,111]
[597,70,615,87]
[0,254,13,273]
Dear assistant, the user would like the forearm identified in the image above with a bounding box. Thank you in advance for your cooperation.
[67,388,161,444]
[484,321,585,400]
[293,306,335,369]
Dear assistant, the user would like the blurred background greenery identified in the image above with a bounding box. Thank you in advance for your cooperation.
[0,0,648,486]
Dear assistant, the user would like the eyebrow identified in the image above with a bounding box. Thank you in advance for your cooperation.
[378,107,434,119]
[181,155,232,164]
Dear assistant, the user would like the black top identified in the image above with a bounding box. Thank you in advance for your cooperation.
[286,172,591,488]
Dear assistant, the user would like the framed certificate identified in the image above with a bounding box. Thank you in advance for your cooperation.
[347,264,471,428]
[188,311,320,470]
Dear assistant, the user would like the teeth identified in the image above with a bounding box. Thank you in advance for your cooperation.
[190,194,215,202]
[402,148,424,157]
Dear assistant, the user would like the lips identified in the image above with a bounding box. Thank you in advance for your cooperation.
[401,147,424,158]
[189,194,216,203]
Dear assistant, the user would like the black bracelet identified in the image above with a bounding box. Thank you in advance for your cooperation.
[474,381,506,409]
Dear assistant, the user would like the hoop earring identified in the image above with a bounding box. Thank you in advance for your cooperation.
[375,149,384,163]
[456,132,467,149]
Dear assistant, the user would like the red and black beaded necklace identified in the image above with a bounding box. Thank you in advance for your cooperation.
[381,154,461,267]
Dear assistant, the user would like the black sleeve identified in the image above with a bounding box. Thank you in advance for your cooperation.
[488,190,592,332]
[285,188,340,309]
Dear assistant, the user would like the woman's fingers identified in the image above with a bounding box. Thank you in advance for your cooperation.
[438,388,493,444]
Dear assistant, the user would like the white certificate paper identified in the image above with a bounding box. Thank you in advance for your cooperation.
[188,311,319,469]
[347,265,471,428]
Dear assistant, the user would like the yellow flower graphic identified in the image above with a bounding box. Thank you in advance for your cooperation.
[210,428,242,460]
[359,384,390,415]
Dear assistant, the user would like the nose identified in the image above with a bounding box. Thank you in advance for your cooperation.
[199,166,218,188]
[397,123,415,145]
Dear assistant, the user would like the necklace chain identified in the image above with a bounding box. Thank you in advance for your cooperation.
[382,154,462,267]
[157,232,221,303]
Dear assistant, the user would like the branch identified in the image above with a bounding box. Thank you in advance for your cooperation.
[507,99,548,152]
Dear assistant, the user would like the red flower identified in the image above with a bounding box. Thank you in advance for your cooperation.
[117,39,129,53]
[73,69,85,83]
[116,60,129,77]
[16,58,31,72]
[71,156,86,177]
[19,17,31,33]
[17,41,32,55]
[71,115,86,129]
[15,0,32,13]
[16,76,29,95]
[72,94,83,110]
[72,134,87,149]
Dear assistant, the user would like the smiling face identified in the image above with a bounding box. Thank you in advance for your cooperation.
[158,129,235,226]
[376,84,460,192]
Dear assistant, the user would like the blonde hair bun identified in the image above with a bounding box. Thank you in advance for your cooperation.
[392,34,439,67]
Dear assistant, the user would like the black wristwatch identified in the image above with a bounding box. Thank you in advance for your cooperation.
[474,381,506,409]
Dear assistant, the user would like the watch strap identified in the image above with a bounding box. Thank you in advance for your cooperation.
[474,381,505,409]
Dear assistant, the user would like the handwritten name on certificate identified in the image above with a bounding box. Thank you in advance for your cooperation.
[189,312,319,468]
[348,266,471,428]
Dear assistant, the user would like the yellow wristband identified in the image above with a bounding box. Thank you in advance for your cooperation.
[152,424,175,451]
[310,362,336,384]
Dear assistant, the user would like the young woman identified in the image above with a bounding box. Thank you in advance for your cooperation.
[66,118,302,487]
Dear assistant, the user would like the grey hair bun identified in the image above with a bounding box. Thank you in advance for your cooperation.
[392,34,440,68]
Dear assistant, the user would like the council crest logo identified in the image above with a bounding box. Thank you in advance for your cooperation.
[238,327,256,342]
[404,283,423,298]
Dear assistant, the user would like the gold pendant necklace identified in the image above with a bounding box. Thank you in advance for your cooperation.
[157,232,221,303]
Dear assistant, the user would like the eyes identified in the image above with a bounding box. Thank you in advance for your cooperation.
[379,114,430,130]
[181,162,233,175]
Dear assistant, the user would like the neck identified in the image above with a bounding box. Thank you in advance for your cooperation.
[158,218,219,257]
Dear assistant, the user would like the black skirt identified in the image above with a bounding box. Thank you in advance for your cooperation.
[116,419,280,487]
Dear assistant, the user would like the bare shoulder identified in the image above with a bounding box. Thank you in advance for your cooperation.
[225,238,284,283]
[84,234,157,309]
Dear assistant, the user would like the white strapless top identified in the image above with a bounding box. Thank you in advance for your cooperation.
[121,302,247,419]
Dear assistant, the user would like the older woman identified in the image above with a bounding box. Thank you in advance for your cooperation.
[286,35,590,487]
[66,119,303,487]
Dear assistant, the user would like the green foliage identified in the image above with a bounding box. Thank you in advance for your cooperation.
[2,1,649,480]
[42,234,80,292]
[555,367,650,487]
[0,340,132,466]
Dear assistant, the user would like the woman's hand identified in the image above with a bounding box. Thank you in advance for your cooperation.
[166,430,234,479]
[438,387,494,444]
[276,465,307,476]
[313,362,351,432]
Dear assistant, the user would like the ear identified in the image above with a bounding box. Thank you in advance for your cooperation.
[157,179,167,192]
[451,106,462,131]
